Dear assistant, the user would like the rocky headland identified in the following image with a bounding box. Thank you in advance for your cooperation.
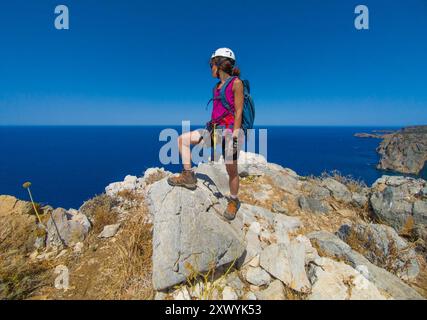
[1,152,427,300]
[355,126,427,175]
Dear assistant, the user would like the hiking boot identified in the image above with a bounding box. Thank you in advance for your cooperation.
[167,169,197,190]
[224,197,240,221]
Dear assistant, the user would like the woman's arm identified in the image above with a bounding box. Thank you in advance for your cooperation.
[232,78,244,137]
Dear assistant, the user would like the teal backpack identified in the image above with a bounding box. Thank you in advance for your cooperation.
[209,76,255,132]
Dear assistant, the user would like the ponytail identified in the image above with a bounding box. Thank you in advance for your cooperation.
[213,57,241,78]
[232,66,241,77]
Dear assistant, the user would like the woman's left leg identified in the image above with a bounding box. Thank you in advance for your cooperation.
[226,162,239,197]
[224,161,240,220]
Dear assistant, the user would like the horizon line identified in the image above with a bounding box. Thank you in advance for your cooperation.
[0,124,410,128]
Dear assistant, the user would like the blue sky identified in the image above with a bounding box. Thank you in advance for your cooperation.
[0,0,426,126]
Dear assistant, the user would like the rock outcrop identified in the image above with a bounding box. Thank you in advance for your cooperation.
[370,175,427,235]
[308,231,423,299]
[147,177,245,291]
[46,208,91,247]
[308,257,387,300]
[376,126,427,175]
[2,151,427,300]
[337,223,420,280]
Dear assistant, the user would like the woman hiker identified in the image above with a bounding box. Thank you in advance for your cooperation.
[167,48,244,221]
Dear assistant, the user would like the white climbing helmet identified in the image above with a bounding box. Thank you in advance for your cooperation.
[211,47,236,61]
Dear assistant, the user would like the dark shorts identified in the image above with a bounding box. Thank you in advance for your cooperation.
[197,127,242,162]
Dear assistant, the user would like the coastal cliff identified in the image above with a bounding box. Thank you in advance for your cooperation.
[377,126,427,175]
[1,152,426,300]
[355,125,427,175]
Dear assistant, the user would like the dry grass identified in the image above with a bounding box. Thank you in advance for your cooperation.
[0,253,54,300]
[0,198,56,300]
[34,212,152,300]
[319,170,367,193]
[239,173,372,237]
[171,257,240,300]
[113,207,153,299]
[144,170,168,186]
[116,189,146,202]
[283,286,309,300]
[85,195,119,234]
[343,226,414,277]
[400,216,416,238]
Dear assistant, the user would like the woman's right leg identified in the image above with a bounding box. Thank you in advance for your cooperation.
[167,130,203,190]
[179,130,202,170]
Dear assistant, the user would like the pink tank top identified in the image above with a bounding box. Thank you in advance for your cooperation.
[211,77,237,127]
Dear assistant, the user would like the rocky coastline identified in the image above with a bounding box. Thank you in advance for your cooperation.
[355,125,427,175]
[1,152,426,300]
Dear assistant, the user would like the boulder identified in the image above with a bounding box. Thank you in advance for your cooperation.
[301,183,331,200]
[307,231,424,299]
[222,286,238,300]
[294,235,319,265]
[105,175,145,197]
[244,267,272,286]
[254,280,286,300]
[298,196,330,214]
[196,162,230,196]
[69,211,91,233]
[308,257,386,300]
[46,208,89,247]
[370,186,414,233]
[413,201,427,225]
[337,223,420,280]
[241,230,262,266]
[172,287,191,300]
[260,241,311,293]
[273,214,302,234]
[242,292,257,300]
[321,178,352,203]
[370,176,427,234]
[147,178,245,291]
[222,272,245,297]
[237,203,302,233]
[272,202,287,214]
[352,191,369,208]
[98,223,121,238]
[266,171,300,195]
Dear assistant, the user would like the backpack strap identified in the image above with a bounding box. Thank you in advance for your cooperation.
[205,81,221,109]
[207,76,237,124]
[219,76,237,113]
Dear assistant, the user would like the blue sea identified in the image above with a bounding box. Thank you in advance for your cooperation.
[1,126,425,209]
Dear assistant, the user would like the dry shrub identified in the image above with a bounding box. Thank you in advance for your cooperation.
[180,258,239,300]
[342,275,356,298]
[0,199,53,300]
[320,170,367,193]
[401,216,415,238]
[283,286,309,300]
[0,210,43,256]
[83,195,118,233]
[144,171,168,186]
[117,189,141,202]
[344,227,413,277]
[0,253,53,300]
[113,206,153,299]
[80,194,117,219]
